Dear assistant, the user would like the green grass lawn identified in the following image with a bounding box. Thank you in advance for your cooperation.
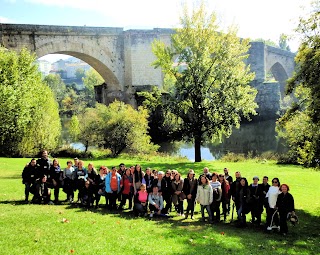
[0,157,319,255]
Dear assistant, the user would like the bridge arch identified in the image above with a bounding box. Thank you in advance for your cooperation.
[35,41,122,91]
[268,61,288,99]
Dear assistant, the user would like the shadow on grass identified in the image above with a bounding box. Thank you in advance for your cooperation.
[1,199,319,255]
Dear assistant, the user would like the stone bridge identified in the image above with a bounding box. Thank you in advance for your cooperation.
[0,23,295,119]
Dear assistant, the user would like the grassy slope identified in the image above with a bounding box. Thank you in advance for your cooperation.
[0,157,319,255]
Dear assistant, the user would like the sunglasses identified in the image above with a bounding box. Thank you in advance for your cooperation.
[272,181,278,183]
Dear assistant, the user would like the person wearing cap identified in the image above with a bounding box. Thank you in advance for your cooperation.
[249,176,264,225]
[182,169,198,219]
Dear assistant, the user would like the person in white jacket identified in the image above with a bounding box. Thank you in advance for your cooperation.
[265,177,281,230]
[196,176,213,223]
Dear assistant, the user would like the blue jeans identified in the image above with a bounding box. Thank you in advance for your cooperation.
[201,204,212,221]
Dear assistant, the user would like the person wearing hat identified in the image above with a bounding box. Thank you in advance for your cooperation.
[182,169,198,219]
[249,176,264,225]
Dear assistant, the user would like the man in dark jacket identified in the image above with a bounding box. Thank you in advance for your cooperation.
[22,158,38,202]
[230,171,242,217]
[36,150,51,177]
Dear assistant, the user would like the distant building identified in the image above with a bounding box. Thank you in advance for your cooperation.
[65,62,91,79]
[37,59,52,76]
[51,59,91,79]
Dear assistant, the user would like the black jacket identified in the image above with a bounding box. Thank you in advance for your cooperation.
[22,164,38,183]
[276,192,295,214]
[182,177,198,199]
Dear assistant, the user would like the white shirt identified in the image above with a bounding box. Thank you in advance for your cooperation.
[266,186,280,208]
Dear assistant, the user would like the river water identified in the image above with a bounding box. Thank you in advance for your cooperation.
[70,119,285,161]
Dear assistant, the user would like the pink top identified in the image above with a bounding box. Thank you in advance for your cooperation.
[138,190,148,203]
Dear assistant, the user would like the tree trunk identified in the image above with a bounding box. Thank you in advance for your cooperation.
[194,136,202,162]
[85,141,89,152]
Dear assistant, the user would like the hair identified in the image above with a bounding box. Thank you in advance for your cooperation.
[134,164,143,182]
[53,158,59,165]
[140,183,146,189]
[272,177,280,187]
[200,175,210,185]
[212,172,218,178]
[67,160,72,165]
[174,172,181,181]
[263,176,269,180]
[240,177,248,187]
[280,183,289,191]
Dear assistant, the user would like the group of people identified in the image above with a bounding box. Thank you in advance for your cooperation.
[21,150,296,236]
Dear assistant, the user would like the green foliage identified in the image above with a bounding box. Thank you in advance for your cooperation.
[43,73,67,108]
[0,47,61,156]
[252,38,278,47]
[75,68,85,80]
[101,101,159,156]
[277,4,320,167]
[82,68,104,108]
[279,33,291,51]
[151,1,257,162]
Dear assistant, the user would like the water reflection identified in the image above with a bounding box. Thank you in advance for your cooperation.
[160,119,287,161]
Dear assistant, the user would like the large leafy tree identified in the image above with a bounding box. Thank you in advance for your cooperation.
[82,68,104,108]
[151,2,257,162]
[43,73,67,109]
[277,2,320,167]
[0,47,61,156]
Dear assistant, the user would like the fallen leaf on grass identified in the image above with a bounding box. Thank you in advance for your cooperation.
[91,221,96,224]
[62,218,70,223]
[220,232,225,235]
[69,249,75,253]
[116,221,121,224]
[202,236,208,239]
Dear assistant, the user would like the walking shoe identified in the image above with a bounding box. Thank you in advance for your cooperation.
[149,213,154,218]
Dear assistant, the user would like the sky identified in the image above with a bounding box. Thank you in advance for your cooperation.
[0,0,312,63]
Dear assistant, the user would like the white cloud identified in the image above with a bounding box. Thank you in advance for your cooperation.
[0,16,15,23]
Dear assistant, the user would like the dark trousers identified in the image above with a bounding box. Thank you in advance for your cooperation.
[186,198,195,216]
[53,186,60,202]
[162,194,172,214]
[24,182,32,201]
[149,204,162,214]
[176,200,184,214]
[266,208,279,228]
[109,190,118,210]
[221,200,228,220]
[119,193,133,209]
[279,211,288,233]
[211,201,221,222]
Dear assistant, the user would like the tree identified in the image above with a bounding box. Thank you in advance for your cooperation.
[75,68,85,80]
[0,47,61,156]
[151,2,257,162]
[43,73,67,108]
[277,3,320,167]
[82,68,104,108]
[279,33,291,51]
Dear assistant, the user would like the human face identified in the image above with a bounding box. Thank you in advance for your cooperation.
[78,161,83,169]
[235,172,241,178]
[263,177,268,184]
[203,168,208,174]
[253,178,259,185]
[53,160,58,166]
[166,171,171,177]
[88,163,93,170]
[146,169,151,175]
[240,179,245,186]
[272,179,279,186]
[126,169,131,176]
[281,185,288,193]
[30,160,36,166]
[67,162,72,168]
[174,174,180,181]
[42,151,48,159]
[140,186,146,191]
[218,175,224,181]
[224,168,228,174]
[200,176,207,185]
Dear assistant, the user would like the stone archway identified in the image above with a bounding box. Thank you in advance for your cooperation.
[35,41,123,91]
[269,62,289,100]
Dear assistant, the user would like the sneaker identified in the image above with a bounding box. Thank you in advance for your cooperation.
[149,213,154,218]
[267,226,272,231]
[48,201,54,205]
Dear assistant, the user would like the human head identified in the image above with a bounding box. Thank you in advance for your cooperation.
[41,150,48,159]
[67,160,72,167]
[165,170,172,178]
[125,168,131,176]
[74,157,79,167]
[152,185,159,193]
[218,174,225,182]
[223,168,229,175]
[140,183,146,191]
[263,176,269,184]
[280,184,289,193]
[253,176,259,185]
[240,177,248,187]
[99,166,106,173]
[203,167,209,174]
[188,169,195,179]
[145,167,151,175]
[211,172,218,181]
[200,175,209,185]
[53,158,59,166]
[88,162,94,171]
[119,163,125,169]
[78,160,84,169]
[41,175,47,182]
[174,172,181,181]
[30,158,36,166]
[272,177,280,187]
[111,166,117,173]
[158,171,164,180]
[135,164,141,171]
[85,180,90,188]
[235,171,241,178]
